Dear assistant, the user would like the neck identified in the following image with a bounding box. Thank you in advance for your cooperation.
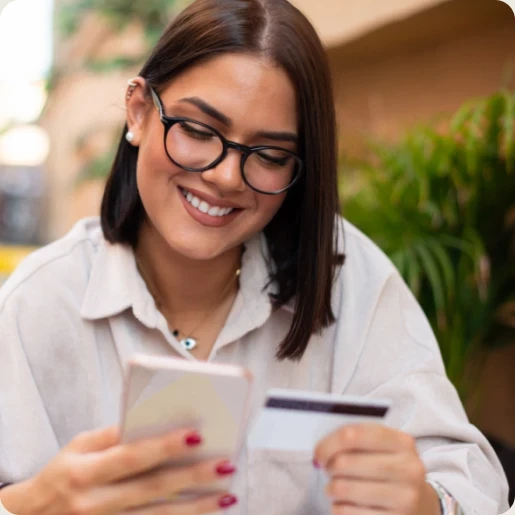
[135,223,242,316]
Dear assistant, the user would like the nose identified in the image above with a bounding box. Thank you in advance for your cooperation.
[200,149,246,193]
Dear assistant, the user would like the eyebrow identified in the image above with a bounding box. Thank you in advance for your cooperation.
[178,97,298,144]
[254,130,298,144]
[179,97,232,127]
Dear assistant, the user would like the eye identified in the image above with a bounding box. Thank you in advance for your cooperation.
[255,151,291,168]
[178,121,215,141]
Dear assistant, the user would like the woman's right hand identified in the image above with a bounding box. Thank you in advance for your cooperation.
[0,426,238,514]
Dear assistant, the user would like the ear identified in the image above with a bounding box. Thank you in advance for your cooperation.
[125,77,151,147]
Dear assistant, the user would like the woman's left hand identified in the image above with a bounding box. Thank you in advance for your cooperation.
[314,424,441,515]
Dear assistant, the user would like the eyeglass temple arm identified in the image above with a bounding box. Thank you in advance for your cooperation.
[149,87,164,118]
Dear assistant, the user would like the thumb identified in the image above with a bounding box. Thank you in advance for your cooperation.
[68,425,120,453]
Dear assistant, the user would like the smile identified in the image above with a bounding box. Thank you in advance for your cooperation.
[180,188,235,217]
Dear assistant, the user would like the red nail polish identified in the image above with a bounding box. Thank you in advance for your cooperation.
[216,461,237,476]
[219,494,238,508]
[313,459,321,469]
[184,432,203,446]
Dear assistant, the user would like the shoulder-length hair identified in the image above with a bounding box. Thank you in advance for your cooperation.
[101,0,342,361]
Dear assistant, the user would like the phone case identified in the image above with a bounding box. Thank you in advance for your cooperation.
[120,354,253,497]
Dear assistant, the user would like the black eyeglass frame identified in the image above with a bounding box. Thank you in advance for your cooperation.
[149,87,304,195]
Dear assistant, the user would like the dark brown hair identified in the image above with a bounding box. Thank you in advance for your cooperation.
[101,0,342,360]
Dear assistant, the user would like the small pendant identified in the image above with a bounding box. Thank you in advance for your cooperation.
[180,337,197,351]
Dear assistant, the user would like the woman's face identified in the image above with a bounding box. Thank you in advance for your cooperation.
[130,53,298,261]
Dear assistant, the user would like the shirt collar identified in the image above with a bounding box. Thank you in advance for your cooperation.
[80,239,158,326]
[80,233,287,337]
[213,233,274,349]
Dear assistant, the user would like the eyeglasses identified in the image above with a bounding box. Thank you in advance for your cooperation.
[149,87,303,195]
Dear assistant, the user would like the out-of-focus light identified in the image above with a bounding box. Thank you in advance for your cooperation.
[0,0,53,126]
[0,81,48,126]
[0,0,53,81]
[0,125,50,166]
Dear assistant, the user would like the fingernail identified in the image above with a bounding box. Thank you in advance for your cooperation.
[184,431,203,447]
[219,494,238,508]
[216,461,237,476]
[313,459,321,469]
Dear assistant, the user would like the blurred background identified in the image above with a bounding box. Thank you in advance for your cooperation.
[0,0,514,498]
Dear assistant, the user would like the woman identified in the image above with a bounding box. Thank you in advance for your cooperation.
[0,0,509,514]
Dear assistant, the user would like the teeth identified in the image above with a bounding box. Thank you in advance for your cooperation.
[181,188,234,217]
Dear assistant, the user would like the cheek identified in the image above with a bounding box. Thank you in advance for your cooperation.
[136,142,180,197]
[253,194,286,225]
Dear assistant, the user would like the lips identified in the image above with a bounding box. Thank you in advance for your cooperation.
[178,186,243,228]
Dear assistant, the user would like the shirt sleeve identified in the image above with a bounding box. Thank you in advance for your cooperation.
[349,272,510,515]
[0,302,60,483]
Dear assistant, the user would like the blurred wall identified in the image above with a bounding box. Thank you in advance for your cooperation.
[291,0,448,47]
[329,0,515,154]
[40,11,145,240]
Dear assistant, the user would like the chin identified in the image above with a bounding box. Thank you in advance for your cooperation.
[166,237,236,262]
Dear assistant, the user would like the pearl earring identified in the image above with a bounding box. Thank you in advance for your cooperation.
[126,131,135,143]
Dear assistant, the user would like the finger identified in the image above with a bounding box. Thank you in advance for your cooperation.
[332,503,388,515]
[121,492,238,514]
[327,451,425,483]
[68,426,120,453]
[85,428,203,485]
[110,458,236,509]
[315,425,416,467]
[326,477,405,510]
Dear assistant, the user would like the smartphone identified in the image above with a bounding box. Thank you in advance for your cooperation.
[120,354,253,497]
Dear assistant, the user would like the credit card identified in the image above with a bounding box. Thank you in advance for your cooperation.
[247,389,391,452]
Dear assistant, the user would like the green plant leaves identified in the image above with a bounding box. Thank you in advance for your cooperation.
[342,89,515,399]
[502,90,515,172]
[58,0,180,44]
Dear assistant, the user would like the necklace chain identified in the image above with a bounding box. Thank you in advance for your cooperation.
[135,256,240,349]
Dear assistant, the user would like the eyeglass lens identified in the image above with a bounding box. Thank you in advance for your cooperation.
[166,120,299,193]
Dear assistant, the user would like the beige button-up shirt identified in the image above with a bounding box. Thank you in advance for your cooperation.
[0,218,509,515]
